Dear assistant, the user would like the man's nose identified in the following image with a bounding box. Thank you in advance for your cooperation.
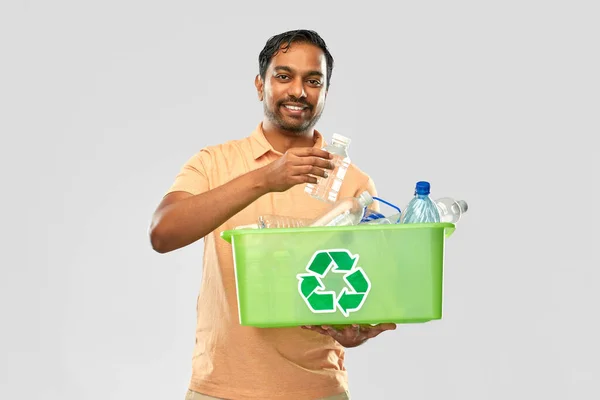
[287,78,307,98]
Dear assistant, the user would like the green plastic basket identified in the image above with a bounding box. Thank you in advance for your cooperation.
[221,222,455,328]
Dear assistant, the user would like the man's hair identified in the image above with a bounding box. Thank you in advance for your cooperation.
[258,29,334,89]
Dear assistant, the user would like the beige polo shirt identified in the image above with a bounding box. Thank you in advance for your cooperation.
[165,122,378,400]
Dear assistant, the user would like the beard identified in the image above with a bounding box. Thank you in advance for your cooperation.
[263,99,324,135]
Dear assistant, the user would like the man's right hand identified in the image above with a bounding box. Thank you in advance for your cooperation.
[260,147,335,192]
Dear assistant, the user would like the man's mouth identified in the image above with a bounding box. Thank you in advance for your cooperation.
[281,103,309,112]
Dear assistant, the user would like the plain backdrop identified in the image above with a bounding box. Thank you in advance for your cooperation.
[1,0,598,399]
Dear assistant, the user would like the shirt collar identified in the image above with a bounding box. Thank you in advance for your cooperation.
[249,122,325,160]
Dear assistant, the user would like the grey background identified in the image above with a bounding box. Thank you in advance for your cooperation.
[1,0,598,399]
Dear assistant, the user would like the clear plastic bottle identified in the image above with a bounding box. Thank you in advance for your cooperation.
[362,212,401,225]
[234,191,373,230]
[360,208,387,223]
[234,215,312,230]
[310,191,374,227]
[258,215,313,228]
[305,133,351,203]
[400,181,441,224]
[435,197,468,223]
[364,197,468,225]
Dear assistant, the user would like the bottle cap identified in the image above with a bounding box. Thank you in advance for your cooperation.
[457,199,468,212]
[415,181,431,195]
[331,133,351,146]
[358,190,374,206]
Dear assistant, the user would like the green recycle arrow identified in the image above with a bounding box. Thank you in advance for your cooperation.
[296,249,371,317]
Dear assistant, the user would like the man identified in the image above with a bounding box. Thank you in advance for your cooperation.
[149,29,396,400]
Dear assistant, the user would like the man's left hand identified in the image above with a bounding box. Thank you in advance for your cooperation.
[301,323,396,348]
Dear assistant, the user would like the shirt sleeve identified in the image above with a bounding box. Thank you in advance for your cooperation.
[164,149,212,197]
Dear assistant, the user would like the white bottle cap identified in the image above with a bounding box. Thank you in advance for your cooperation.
[331,133,351,145]
[358,191,374,206]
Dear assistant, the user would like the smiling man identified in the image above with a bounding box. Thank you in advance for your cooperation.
[149,29,396,400]
[258,41,328,139]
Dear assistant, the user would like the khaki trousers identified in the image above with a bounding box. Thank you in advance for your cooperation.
[185,388,350,400]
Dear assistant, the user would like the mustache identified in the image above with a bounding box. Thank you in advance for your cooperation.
[277,97,312,109]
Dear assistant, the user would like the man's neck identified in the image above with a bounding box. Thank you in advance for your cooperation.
[261,119,317,153]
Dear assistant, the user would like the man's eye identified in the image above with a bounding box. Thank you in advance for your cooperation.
[309,80,321,85]
[276,75,290,80]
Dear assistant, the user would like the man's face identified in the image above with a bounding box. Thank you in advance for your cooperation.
[256,42,328,134]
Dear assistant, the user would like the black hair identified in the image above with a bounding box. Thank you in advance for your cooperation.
[258,29,334,89]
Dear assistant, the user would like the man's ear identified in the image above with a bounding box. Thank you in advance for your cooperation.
[254,74,264,101]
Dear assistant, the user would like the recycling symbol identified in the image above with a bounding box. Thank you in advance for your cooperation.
[296,249,371,317]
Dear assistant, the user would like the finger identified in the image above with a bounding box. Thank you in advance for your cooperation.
[364,324,397,339]
[321,325,344,337]
[295,165,329,178]
[373,323,397,331]
[351,324,362,340]
[291,147,333,159]
[295,156,335,170]
[295,174,318,184]
[364,329,383,339]
[325,326,340,335]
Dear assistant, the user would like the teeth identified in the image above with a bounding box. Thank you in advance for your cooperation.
[284,105,304,111]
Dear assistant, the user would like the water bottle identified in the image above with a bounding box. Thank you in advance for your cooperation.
[400,181,441,223]
[305,133,351,203]
[435,197,468,223]
[257,215,313,228]
[310,191,374,227]
[365,198,468,225]
[234,215,312,230]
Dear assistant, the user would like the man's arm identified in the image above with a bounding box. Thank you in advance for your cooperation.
[149,147,334,254]
[149,168,267,253]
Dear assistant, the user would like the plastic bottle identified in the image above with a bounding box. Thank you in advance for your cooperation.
[364,198,468,225]
[400,181,440,224]
[305,133,351,203]
[435,197,468,223]
[310,191,374,227]
[360,208,387,223]
[234,215,312,230]
[359,196,402,224]
[362,212,401,225]
[233,191,373,230]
